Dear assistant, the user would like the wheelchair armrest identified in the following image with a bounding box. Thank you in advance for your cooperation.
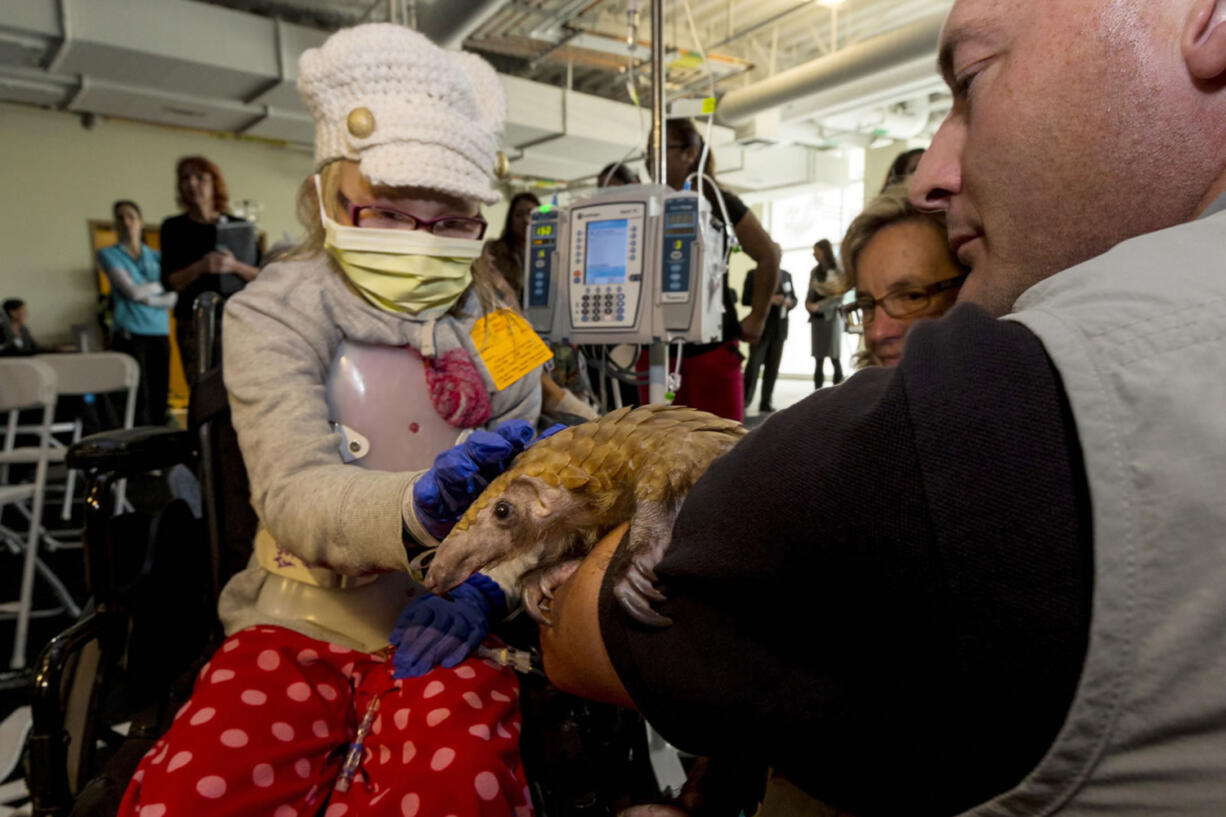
[67,427,196,476]
[28,613,106,817]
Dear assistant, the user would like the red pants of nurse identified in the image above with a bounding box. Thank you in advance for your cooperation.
[637,341,745,422]
[119,626,533,817]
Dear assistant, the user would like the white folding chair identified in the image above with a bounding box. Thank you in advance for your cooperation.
[0,358,79,669]
[15,353,140,526]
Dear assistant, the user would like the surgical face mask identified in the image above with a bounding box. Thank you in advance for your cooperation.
[315,176,483,318]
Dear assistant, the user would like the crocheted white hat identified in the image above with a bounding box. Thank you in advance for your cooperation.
[298,24,507,205]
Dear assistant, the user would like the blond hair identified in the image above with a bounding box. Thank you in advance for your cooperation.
[284,160,499,317]
[838,182,949,295]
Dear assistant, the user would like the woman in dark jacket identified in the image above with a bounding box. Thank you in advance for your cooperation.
[160,155,259,385]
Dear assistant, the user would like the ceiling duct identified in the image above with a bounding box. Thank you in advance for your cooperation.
[438,0,513,49]
[717,11,946,126]
[819,95,932,142]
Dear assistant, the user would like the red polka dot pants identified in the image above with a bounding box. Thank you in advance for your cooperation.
[119,626,533,817]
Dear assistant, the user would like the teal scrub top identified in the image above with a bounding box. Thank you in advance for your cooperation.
[97,243,170,336]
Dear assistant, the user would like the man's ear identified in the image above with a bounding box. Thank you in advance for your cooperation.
[1184,0,1226,81]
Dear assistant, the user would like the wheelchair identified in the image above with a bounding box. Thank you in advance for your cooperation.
[23,293,673,817]
[26,292,257,816]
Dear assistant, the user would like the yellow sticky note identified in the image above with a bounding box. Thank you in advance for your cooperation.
[471,308,554,391]
[702,97,717,115]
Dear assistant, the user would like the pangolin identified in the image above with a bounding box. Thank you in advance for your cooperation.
[422,403,747,627]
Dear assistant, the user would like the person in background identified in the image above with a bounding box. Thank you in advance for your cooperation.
[96,200,177,425]
[482,190,539,307]
[836,183,967,367]
[480,190,597,420]
[741,268,797,413]
[805,239,844,387]
[598,161,642,187]
[1,299,40,355]
[880,147,925,192]
[160,156,259,387]
[638,118,782,422]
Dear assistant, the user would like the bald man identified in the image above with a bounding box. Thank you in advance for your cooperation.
[536,1,1226,815]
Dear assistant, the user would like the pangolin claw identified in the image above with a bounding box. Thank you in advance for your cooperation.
[626,562,667,603]
[613,578,673,628]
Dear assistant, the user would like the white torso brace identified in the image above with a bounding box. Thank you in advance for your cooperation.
[253,340,467,650]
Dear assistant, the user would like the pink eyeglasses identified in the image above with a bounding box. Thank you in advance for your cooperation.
[343,198,487,239]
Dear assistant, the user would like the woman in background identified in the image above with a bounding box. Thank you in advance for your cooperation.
[638,118,782,422]
[837,182,967,367]
[482,190,539,308]
[806,238,844,388]
[97,200,176,424]
[598,161,641,187]
[160,156,259,386]
[880,148,925,192]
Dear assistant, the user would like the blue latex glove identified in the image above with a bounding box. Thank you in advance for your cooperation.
[390,574,507,678]
[411,420,537,542]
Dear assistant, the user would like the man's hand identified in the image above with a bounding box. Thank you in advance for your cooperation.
[770,294,786,306]
[740,312,768,343]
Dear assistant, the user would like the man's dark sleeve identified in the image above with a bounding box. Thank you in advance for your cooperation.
[598,304,1092,817]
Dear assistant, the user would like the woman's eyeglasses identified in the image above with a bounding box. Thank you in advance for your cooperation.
[839,272,969,332]
[344,199,487,239]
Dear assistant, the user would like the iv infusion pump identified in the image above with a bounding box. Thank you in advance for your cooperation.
[523,184,727,346]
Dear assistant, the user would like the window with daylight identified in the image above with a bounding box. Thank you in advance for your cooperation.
[768,175,866,379]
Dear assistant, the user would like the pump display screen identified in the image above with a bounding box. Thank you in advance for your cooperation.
[584,219,629,285]
[534,224,554,237]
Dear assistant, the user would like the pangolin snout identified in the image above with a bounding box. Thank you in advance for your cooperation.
[422,531,489,596]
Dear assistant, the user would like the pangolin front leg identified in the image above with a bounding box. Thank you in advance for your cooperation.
[613,498,682,627]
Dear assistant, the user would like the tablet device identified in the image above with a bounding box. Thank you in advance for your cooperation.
[215,219,257,294]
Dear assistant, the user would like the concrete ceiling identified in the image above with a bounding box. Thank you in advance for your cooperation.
[189,0,955,154]
[191,0,952,106]
[0,0,952,191]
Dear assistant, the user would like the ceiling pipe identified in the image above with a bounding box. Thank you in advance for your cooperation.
[716,11,945,126]
[528,0,601,39]
[439,0,514,49]
[709,2,811,51]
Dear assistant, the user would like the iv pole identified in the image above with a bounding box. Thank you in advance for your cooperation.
[647,0,669,404]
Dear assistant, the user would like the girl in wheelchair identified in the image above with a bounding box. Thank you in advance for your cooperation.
[120,23,544,817]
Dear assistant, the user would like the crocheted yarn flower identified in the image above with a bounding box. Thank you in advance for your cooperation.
[423,348,492,429]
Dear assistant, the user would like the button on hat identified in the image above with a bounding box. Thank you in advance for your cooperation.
[346,107,375,139]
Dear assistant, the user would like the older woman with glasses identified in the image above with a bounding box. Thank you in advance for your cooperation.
[119,24,543,817]
[836,182,968,367]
